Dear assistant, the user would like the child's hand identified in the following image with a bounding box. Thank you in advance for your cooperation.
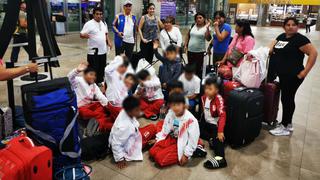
[217,132,225,142]
[153,40,159,49]
[179,154,189,166]
[77,62,88,72]
[148,139,156,145]
[116,160,127,169]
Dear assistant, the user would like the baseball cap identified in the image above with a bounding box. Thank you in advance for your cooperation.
[124,0,132,6]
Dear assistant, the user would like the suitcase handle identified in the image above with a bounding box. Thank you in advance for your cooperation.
[17,137,35,148]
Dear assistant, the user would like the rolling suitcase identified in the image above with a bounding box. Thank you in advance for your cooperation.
[260,57,280,125]
[0,135,52,180]
[21,77,81,172]
[225,87,264,148]
[260,82,280,125]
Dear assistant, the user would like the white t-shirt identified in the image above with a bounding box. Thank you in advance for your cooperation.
[204,97,218,125]
[160,26,183,50]
[179,73,201,97]
[123,16,135,44]
[81,19,108,55]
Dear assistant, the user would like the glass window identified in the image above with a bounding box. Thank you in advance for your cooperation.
[67,0,80,31]
[0,0,7,28]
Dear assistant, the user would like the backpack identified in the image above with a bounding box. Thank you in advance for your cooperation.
[21,77,81,172]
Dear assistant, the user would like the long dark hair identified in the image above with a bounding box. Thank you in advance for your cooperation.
[235,19,254,38]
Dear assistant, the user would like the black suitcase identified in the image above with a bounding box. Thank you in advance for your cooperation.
[225,87,264,148]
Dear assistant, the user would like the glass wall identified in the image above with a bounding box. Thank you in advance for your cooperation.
[67,0,80,31]
[0,0,7,28]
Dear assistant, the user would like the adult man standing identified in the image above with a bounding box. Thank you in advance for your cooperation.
[11,2,30,63]
[112,0,136,60]
[80,7,112,84]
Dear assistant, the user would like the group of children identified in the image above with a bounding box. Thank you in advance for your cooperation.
[68,43,228,170]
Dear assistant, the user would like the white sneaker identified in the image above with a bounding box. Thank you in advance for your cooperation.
[269,124,290,136]
[286,124,294,132]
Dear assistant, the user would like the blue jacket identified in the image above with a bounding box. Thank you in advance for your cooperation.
[154,49,183,84]
[113,13,137,48]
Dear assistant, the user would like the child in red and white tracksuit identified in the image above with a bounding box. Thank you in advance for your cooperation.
[135,70,164,120]
[109,96,157,169]
[149,93,200,167]
[104,56,130,122]
[201,77,227,169]
[68,63,111,131]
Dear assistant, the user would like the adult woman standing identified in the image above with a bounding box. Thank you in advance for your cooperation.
[207,11,232,64]
[138,3,163,64]
[269,17,317,136]
[159,16,182,51]
[217,19,255,74]
[184,12,211,78]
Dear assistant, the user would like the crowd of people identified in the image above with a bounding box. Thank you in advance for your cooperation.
[1,0,318,172]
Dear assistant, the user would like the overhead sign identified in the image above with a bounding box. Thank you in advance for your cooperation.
[160,0,176,20]
[229,0,320,5]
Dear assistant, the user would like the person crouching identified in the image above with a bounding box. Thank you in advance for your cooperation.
[135,70,164,121]
[109,96,157,169]
[149,93,200,167]
[68,62,111,131]
[201,77,227,169]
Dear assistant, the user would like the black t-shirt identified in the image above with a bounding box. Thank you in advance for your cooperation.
[270,33,310,76]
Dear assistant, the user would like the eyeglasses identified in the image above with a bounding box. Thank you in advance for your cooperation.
[125,4,132,7]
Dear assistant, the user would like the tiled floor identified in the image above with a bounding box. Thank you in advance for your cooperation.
[0,26,319,180]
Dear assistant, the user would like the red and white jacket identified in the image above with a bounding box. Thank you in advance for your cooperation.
[201,94,226,133]
[68,69,108,108]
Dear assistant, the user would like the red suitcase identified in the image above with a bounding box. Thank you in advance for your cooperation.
[0,135,52,180]
[223,80,242,104]
[261,81,280,125]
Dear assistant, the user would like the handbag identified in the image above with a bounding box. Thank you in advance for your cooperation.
[233,56,261,88]
[226,37,244,66]
[54,164,92,180]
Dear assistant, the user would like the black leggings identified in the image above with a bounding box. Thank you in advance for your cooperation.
[140,41,154,64]
[200,120,225,157]
[279,75,304,126]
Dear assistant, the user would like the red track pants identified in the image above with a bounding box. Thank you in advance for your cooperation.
[140,99,164,119]
[149,136,178,167]
[140,124,157,148]
[79,102,113,131]
[106,103,122,123]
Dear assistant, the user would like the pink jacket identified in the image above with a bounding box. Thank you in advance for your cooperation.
[227,33,255,67]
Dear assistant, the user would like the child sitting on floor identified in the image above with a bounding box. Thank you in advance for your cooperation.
[201,77,227,169]
[178,64,200,115]
[135,70,164,121]
[153,41,183,100]
[68,62,111,131]
[109,96,157,169]
[104,55,130,122]
[149,93,200,167]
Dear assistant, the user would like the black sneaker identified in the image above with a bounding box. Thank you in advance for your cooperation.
[203,156,227,169]
[149,114,158,121]
[192,145,207,158]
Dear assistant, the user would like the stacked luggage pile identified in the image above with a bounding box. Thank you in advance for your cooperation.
[203,47,280,148]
